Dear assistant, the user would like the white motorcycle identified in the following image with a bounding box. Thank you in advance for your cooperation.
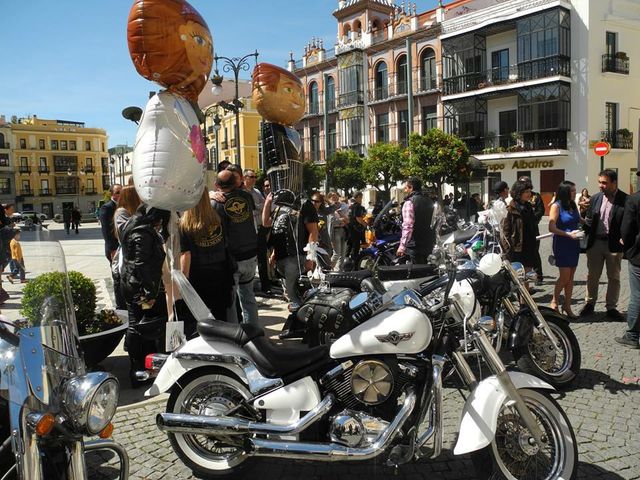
[145,248,578,479]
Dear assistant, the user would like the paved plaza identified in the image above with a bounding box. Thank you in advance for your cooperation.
[14,222,639,479]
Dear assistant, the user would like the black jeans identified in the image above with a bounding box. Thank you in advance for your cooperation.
[125,297,168,371]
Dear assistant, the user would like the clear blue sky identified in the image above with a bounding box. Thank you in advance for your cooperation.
[1,0,438,147]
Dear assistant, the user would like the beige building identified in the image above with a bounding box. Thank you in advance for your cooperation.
[8,116,109,217]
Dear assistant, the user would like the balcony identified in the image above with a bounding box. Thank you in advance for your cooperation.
[0,143,9,149]
[419,76,438,92]
[84,165,95,173]
[18,166,31,174]
[19,189,34,197]
[601,130,633,149]
[602,54,629,75]
[443,57,570,96]
[338,91,364,108]
[0,187,11,195]
[85,188,97,195]
[38,166,50,174]
[39,188,52,196]
[230,138,237,148]
[221,140,229,149]
[57,186,78,195]
[462,130,567,155]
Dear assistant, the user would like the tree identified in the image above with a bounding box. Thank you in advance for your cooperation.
[408,130,470,200]
[324,149,366,194]
[302,161,324,194]
[362,143,406,201]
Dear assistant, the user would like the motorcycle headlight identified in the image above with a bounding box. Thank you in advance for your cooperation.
[62,372,119,435]
[511,262,526,280]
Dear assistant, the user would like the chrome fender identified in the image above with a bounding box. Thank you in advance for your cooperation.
[145,336,282,397]
[453,371,554,455]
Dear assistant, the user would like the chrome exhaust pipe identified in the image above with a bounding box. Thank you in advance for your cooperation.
[245,388,416,461]
[157,394,334,436]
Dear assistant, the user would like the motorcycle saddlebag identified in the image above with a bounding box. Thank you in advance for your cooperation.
[297,288,355,346]
[377,263,437,281]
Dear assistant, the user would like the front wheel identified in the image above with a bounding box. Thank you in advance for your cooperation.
[472,388,578,480]
[166,370,255,479]
[513,316,581,388]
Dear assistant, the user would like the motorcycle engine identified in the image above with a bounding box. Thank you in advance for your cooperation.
[320,357,419,422]
[329,410,390,447]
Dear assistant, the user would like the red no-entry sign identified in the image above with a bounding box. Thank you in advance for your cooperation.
[594,141,611,156]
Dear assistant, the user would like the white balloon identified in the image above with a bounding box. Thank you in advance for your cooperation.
[132,91,206,211]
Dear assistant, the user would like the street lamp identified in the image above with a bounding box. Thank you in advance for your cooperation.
[210,50,259,165]
[202,105,223,170]
[67,167,85,211]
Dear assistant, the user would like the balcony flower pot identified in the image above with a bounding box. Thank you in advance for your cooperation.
[615,51,628,60]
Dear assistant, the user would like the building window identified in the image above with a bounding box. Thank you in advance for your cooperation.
[19,139,26,149]
[21,180,30,194]
[40,179,49,195]
[20,157,28,167]
[0,154,9,167]
[326,76,336,111]
[39,157,47,170]
[442,33,486,95]
[517,83,570,132]
[39,139,45,149]
[51,140,58,150]
[327,122,337,159]
[491,49,510,83]
[60,140,67,150]
[85,140,92,151]
[444,98,488,153]
[310,126,320,161]
[377,113,390,143]
[53,155,78,172]
[374,61,389,100]
[339,62,364,107]
[420,49,437,91]
[70,140,77,150]
[343,116,364,154]
[0,178,10,194]
[396,55,408,95]
[605,102,618,134]
[308,81,319,115]
[398,110,409,146]
[606,31,617,56]
[498,110,518,148]
[517,8,570,80]
[422,106,438,133]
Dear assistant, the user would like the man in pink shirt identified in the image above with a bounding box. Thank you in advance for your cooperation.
[581,169,628,320]
[396,177,436,264]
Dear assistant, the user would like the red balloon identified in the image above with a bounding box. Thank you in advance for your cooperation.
[127,0,213,102]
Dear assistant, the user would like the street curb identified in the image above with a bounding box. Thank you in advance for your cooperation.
[116,394,168,413]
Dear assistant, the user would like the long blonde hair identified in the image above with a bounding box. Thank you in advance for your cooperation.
[117,185,141,216]
[180,190,221,242]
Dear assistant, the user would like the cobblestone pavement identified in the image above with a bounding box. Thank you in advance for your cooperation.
[86,222,640,480]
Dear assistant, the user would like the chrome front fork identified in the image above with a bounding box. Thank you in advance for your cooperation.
[414,355,444,459]
[471,329,546,446]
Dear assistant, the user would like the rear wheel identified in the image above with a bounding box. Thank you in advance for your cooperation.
[166,371,255,479]
[472,389,577,480]
[513,316,581,388]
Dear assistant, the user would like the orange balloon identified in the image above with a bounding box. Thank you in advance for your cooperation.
[252,63,305,126]
[127,0,213,102]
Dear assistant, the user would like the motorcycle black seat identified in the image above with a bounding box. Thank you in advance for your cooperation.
[325,270,372,289]
[453,227,478,244]
[197,319,264,345]
[197,319,329,379]
[377,264,438,281]
[244,336,330,379]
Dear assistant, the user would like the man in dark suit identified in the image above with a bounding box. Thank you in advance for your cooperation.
[616,171,640,348]
[99,184,123,309]
[580,169,627,320]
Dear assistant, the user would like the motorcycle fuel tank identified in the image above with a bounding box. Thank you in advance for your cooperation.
[330,306,432,359]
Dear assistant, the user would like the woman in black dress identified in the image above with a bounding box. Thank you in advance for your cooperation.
[500,180,538,276]
[179,190,236,334]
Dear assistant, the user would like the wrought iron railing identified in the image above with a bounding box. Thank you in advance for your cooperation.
[601,130,633,149]
[18,166,30,174]
[338,91,364,108]
[462,130,567,154]
[602,54,629,74]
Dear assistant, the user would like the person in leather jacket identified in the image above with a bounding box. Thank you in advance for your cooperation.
[120,205,170,387]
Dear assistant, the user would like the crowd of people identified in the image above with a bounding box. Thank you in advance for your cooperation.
[97,165,640,386]
[497,168,640,350]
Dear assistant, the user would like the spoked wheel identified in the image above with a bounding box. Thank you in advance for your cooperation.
[166,371,256,479]
[472,389,577,480]
[513,316,581,388]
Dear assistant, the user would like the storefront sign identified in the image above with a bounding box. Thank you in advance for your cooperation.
[486,160,555,172]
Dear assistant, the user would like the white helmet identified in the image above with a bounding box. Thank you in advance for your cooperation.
[478,253,502,276]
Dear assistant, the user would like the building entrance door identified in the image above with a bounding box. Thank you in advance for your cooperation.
[540,169,565,215]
